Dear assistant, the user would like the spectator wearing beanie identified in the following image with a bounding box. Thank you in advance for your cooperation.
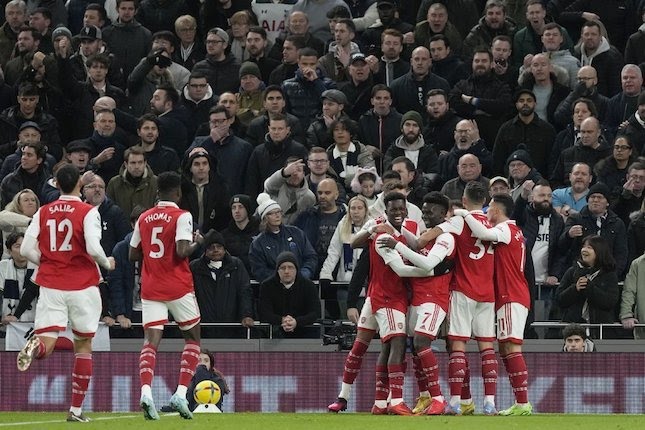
[506,147,543,202]
[190,229,255,338]
[559,182,628,275]
[248,193,317,283]
[236,61,266,128]
[221,194,260,273]
[383,110,439,174]
[258,251,321,338]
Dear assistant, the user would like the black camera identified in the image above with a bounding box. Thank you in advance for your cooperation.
[495,58,507,67]
[320,319,357,351]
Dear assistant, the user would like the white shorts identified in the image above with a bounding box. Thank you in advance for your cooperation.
[497,302,528,344]
[34,286,101,339]
[447,291,496,342]
[374,307,406,342]
[142,292,201,330]
[357,297,378,332]
[408,303,447,339]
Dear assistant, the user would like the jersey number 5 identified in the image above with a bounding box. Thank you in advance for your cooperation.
[46,219,73,252]
[149,226,165,259]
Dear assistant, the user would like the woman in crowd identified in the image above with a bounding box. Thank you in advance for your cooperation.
[555,235,620,339]
[594,135,639,202]
[0,189,39,258]
[187,349,229,412]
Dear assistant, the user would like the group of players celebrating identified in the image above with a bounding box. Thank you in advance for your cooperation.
[16,166,203,422]
[328,181,532,416]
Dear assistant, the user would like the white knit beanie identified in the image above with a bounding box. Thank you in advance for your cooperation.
[256,193,281,219]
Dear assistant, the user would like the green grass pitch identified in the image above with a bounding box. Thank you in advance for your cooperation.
[0,412,642,430]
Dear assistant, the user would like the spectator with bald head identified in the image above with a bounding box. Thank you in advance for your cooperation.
[390,46,450,117]
[552,162,593,218]
[438,119,492,182]
[440,153,490,200]
[551,117,611,186]
[554,66,609,129]
[269,10,326,61]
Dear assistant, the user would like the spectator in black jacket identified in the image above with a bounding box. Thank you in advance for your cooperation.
[492,88,556,177]
[423,88,462,155]
[245,26,281,83]
[618,89,645,154]
[572,20,624,97]
[428,34,468,88]
[449,47,513,151]
[268,34,303,85]
[136,114,180,174]
[192,27,240,96]
[390,156,434,209]
[221,194,259,274]
[181,71,217,143]
[554,66,609,130]
[245,85,305,147]
[268,10,326,61]
[191,229,255,338]
[606,64,644,133]
[390,46,450,118]
[383,110,438,174]
[258,251,321,338]
[172,14,206,71]
[338,52,375,121]
[438,119,493,182]
[358,84,402,171]
[365,28,409,87]
[135,0,190,34]
[0,142,49,209]
[306,90,349,152]
[68,25,125,90]
[506,148,543,202]
[186,349,229,411]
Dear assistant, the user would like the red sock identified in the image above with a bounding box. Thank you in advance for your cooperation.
[461,356,471,399]
[178,341,201,388]
[375,364,389,401]
[412,354,429,394]
[480,348,498,396]
[71,353,92,408]
[418,347,441,397]
[505,352,529,403]
[388,363,405,400]
[35,338,47,359]
[139,342,157,387]
[342,337,369,384]
[448,351,466,396]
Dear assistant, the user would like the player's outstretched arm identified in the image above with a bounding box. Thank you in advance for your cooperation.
[458,209,500,242]
[394,233,453,273]
[376,235,431,277]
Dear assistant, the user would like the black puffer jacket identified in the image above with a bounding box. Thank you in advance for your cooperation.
[192,54,240,95]
[135,0,191,34]
[282,68,336,131]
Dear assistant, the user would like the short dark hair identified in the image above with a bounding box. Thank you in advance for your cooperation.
[490,193,514,217]
[116,0,139,7]
[124,145,145,161]
[543,22,561,33]
[391,156,415,172]
[247,26,267,39]
[562,323,587,340]
[18,82,39,97]
[270,112,288,124]
[86,53,110,68]
[156,83,179,106]
[582,20,602,33]
[572,98,598,117]
[464,181,487,204]
[56,164,81,193]
[473,47,493,62]
[581,235,615,272]
[5,231,24,251]
[429,33,450,48]
[18,26,40,41]
[423,191,450,213]
[137,113,160,129]
[30,7,52,20]
[329,117,357,141]
[526,0,545,9]
[427,88,447,101]
[381,28,403,43]
[85,3,108,22]
[152,30,176,45]
[263,85,284,100]
[492,35,512,46]
[285,35,306,49]
[326,5,351,19]
[209,104,230,119]
[371,83,392,98]
[336,18,355,33]
[157,171,182,196]
[189,71,208,81]
[382,170,401,181]
[384,191,407,207]
[24,141,46,160]
[298,47,318,59]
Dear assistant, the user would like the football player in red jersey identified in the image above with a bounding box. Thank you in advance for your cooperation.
[18,164,115,423]
[377,192,454,415]
[457,193,532,416]
[129,172,203,420]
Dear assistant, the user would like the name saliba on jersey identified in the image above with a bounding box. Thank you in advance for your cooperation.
[48,203,76,214]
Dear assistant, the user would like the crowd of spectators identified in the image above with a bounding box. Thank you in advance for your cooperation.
[1,0,645,340]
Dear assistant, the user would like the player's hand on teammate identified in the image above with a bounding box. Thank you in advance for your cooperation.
[452,209,469,217]
[193,229,204,245]
[116,314,132,329]
[347,308,359,324]
[107,256,116,271]
[418,227,441,248]
[241,317,255,328]
[373,223,394,236]
[376,234,398,249]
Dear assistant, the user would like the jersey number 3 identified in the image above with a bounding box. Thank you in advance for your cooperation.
[149,226,165,259]
[469,238,493,260]
[46,219,73,252]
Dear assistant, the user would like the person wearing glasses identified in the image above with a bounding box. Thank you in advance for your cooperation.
[192,27,241,96]
[173,15,206,70]
[181,71,217,142]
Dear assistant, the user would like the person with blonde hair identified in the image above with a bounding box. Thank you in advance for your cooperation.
[0,188,39,258]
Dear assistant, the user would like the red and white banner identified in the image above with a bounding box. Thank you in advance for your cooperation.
[4,322,110,351]
[0,352,643,413]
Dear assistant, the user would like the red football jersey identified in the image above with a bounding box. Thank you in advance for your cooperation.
[493,221,531,310]
[33,196,101,290]
[409,235,455,310]
[131,202,194,301]
[441,212,495,302]
[367,229,409,314]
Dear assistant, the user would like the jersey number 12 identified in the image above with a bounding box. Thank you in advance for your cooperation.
[46,219,73,252]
